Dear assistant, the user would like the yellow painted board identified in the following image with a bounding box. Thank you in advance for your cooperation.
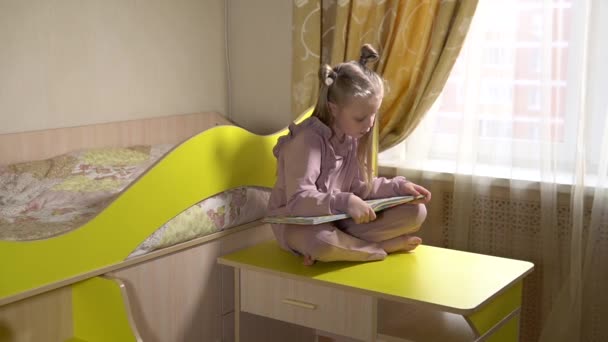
[0,110,312,302]
[218,240,534,315]
[71,277,136,342]
[467,281,523,341]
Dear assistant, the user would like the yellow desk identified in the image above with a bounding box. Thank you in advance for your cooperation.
[218,241,533,342]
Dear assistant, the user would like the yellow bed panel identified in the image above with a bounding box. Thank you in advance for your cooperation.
[0,110,312,302]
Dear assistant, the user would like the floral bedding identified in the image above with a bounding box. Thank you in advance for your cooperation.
[0,145,271,253]
[0,145,172,241]
[128,186,270,257]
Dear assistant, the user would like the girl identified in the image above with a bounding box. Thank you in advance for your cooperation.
[268,44,431,265]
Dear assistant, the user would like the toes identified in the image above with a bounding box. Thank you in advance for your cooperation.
[404,236,422,251]
[302,255,315,266]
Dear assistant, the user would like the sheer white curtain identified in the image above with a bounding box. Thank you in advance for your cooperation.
[380,0,608,340]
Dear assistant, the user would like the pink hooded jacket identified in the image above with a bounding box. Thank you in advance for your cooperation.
[268,117,408,250]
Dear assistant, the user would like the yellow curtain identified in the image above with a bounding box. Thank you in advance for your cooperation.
[292,0,478,151]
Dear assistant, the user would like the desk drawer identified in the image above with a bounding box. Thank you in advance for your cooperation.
[240,269,375,341]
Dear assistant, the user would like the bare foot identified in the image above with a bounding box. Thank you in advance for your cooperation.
[403,236,422,252]
[381,235,422,253]
[302,255,315,266]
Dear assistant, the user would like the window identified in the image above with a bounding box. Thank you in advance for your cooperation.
[483,46,512,68]
[378,0,601,180]
[479,79,513,105]
[527,87,541,111]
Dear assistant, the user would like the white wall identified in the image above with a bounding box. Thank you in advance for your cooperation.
[0,0,226,134]
[227,0,292,134]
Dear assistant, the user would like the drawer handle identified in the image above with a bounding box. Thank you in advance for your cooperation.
[281,298,317,310]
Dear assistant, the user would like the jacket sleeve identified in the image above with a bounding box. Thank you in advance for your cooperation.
[350,166,408,200]
[281,132,352,216]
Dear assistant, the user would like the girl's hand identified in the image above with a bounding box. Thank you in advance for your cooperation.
[398,182,432,204]
[347,195,376,224]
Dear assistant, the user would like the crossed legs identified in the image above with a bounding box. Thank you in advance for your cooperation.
[282,204,427,264]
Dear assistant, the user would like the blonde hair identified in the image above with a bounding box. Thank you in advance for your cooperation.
[313,44,383,196]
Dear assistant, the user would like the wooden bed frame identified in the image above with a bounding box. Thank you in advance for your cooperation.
[0,111,316,342]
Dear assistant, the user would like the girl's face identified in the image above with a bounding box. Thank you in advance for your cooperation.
[329,96,382,139]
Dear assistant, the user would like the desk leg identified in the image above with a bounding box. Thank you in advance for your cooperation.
[465,281,523,342]
[234,268,241,342]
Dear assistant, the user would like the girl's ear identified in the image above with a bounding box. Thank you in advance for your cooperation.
[328,101,339,117]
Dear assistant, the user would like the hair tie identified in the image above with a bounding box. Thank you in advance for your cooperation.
[324,69,337,86]
[359,44,380,67]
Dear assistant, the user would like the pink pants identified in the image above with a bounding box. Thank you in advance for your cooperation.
[280,203,427,262]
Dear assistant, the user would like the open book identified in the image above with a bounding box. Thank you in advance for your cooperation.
[262,195,424,225]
